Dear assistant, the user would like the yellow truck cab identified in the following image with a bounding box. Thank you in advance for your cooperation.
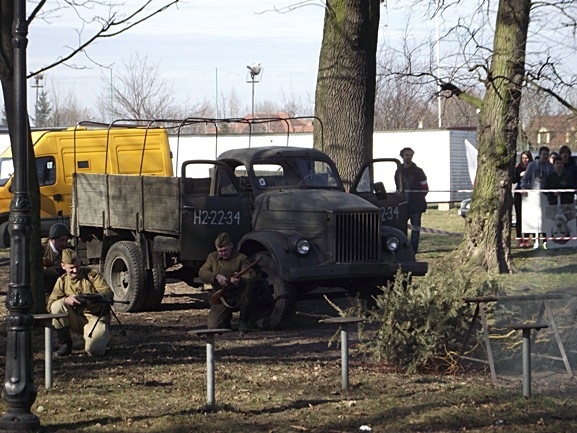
[0,125,173,247]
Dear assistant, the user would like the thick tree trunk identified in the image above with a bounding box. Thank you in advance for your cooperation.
[313,0,380,188]
[460,0,531,273]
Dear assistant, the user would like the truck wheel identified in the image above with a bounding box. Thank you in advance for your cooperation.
[143,265,166,310]
[0,221,10,248]
[250,251,295,330]
[104,241,146,312]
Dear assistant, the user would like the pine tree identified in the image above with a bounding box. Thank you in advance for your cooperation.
[34,90,52,127]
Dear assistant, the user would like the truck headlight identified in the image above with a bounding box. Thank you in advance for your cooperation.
[385,236,400,252]
[295,238,311,256]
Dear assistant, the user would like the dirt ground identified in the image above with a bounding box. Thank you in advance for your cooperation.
[0,258,577,432]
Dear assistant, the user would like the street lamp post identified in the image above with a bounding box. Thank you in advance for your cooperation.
[246,62,262,119]
[0,1,40,431]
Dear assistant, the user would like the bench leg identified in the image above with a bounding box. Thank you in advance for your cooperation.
[45,326,53,390]
[206,334,215,407]
[340,326,349,390]
[522,329,532,399]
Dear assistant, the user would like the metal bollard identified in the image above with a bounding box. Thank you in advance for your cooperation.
[192,329,231,407]
[504,323,548,399]
[320,317,364,390]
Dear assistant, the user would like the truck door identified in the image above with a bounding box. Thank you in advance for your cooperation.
[180,161,252,261]
[350,158,409,234]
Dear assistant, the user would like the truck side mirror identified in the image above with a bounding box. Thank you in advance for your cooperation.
[373,182,387,200]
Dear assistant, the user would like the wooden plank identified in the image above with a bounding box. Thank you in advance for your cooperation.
[74,173,109,227]
[142,176,180,234]
[108,175,143,230]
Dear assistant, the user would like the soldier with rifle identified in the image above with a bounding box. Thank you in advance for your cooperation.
[47,248,115,356]
[199,232,257,334]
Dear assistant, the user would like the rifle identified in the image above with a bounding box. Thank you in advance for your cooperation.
[75,293,130,337]
[209,257,261,306]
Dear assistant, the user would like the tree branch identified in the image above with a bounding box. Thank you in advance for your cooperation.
[28,1,180,79]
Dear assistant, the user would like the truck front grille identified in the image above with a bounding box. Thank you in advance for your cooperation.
[334,212,380,262]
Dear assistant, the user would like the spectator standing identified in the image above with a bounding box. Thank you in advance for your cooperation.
[544,156,576,206]
[521,146,553,249]
[512,151,533,248]
[559,145,577,186]
[549,151,559,165]
[521,146,553,190]
[395,147,429,254]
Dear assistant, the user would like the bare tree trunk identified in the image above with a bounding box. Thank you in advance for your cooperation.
[313,0,380,188]
[460,0,531,273]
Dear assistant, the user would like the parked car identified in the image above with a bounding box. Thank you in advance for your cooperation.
[458,198,471,218]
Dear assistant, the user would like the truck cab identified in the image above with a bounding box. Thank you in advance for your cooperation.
[178,146,427,328]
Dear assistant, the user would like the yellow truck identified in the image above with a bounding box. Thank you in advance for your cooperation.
[0,125,173,247]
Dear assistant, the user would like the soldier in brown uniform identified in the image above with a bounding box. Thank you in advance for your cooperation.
[199,232,253,333]
[47,249,114,356]
[43,223,71,295]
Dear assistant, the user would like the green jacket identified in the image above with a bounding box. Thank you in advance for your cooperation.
[198,250,251,288]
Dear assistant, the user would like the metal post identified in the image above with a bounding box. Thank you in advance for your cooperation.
[340,325,349,390]
[0,0,40,431]
[206,334,215,407]
[522,328,532,399]
[251,80,255,119]
[44,327,53,390]
[320,317,364,392]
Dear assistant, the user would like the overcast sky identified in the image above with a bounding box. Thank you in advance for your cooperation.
[18,1,447,119]
[25,1,330,118]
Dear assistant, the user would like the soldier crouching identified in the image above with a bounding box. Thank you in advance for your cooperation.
[47,248,114,356]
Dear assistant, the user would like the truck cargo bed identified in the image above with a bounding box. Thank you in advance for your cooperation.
[73,173,181,235]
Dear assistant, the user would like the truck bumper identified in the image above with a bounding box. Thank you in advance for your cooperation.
[286,260,428,283]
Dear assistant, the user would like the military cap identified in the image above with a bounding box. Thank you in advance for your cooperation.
[49,223,71,239]
[61,248,79,265]
[215,232,232,248]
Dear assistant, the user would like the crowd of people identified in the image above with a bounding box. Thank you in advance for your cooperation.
[517,145,577,248]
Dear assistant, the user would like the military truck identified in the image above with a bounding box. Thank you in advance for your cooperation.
[72,118,428,328]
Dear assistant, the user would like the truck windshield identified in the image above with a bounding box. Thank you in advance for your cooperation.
[252,157,342,189]
[0,157,14,187]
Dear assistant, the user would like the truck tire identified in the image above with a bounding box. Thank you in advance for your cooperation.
[250,251,295,330]
[0,221,10,248]
[143,265,166,310]
[104,241,146,312]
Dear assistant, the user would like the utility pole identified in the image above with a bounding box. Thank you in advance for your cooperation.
[0,1,40,431]
[246,62,262,119]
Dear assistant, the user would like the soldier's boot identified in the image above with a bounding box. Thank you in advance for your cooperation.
[55,327,73,357]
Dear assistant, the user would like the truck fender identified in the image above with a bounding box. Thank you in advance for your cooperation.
[238,230,303,278]
[381,225,416,262]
